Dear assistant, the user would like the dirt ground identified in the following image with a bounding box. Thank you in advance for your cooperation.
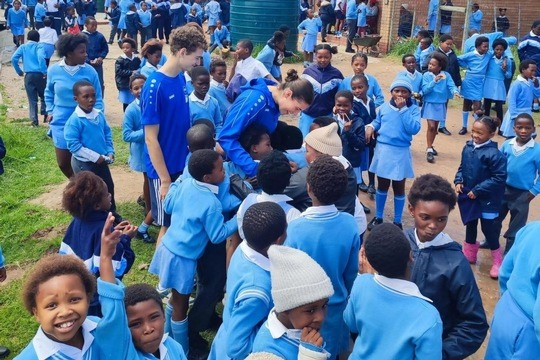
[2,25,540,358]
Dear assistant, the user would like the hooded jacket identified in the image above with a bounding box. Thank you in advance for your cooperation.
[302,64,343,117]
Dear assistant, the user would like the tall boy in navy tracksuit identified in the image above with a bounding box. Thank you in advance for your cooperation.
[83,16,109,94]
[107,0,121,44]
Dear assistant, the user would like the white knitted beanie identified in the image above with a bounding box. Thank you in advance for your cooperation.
[304,122,342,157]
[268,245,334,312]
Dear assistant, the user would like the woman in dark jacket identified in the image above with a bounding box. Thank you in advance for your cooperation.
[319,0,335,42]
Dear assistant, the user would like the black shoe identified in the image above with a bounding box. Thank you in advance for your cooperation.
[367,184,376,195]
[31,121,38,127]
[0,346,10,359]
[438,127,451,135]
[358,182,369,192]
[393,222,403,230]
[137,231,156,243]
[458,127,468,135]
[427,151,435,163]
[345,48,355,53]
[431,147,438,156]
[367,217,383,231]
[361,202,371,214]
[137,195,145,208]
[321,38,327,42]
[479,240,490,249]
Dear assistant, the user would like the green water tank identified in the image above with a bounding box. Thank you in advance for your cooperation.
[230,0,299,52]
[97,0,105,13]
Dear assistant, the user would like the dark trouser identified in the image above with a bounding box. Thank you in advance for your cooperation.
[71,158,117,212]
[483,98,504,121]
[188,241,226,338]
[208,40,229,53]
[27,6,35,28]
[495,186,530,251]
[24,72,46,125]
[153,14,166,40]
[346,19,357,50]
[109,24,120,43]
[46,12,62,35]
[465,218,501,250]
[140,26,152,46]
[162,13,171,42]
[35,21,44,30]
[91,63,105,94]
[321,20,331,40]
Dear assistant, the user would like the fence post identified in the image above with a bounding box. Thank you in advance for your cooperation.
[517,5,521,40]
[493,5,497,32]
[461,0,472,52]
[411,9,416,38]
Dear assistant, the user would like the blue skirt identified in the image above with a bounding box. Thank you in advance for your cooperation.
[461,73,484,101]
[486,291,540,358]
[483,77,507,101]
[301,34,317,53]
[421,102,447,121]
[369,142,414,180]
[149,243,197,295]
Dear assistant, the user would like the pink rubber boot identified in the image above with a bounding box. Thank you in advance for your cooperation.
[490,248,503,279]
[463,242,480,264]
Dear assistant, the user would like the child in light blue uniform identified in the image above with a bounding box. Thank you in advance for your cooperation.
[416,37,435,73]
[457,35,491,134]
[421,52,460,163]
[500,60,540,137]
[7,0,27,46]
[366,79,421,230]
[339,52,385,107]
[252,245,334,360]
[297,9,322,66]
[427,0,439,34]
[149,149,238,354]
[208,59,231,119]
[483,39,513,123]
[188,66,223,134]
[345,223,443,359]
[137,1,152,46]
[285,156,360,359]
[140,39,163,78]
[34,0,46,29]
[486,222,540,358]
[209,202,287,360]
[395,54,423,95]
[356,0,367,37]
[209,20,230,53]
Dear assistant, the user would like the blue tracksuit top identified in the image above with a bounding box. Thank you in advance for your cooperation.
[454,140,507,213]
[15,279,135,360]
[344,274,443,360]
[122,99,146,173]
[217,78,280,177]
[339,74,385,107]
[518,31,540,76]
[161,177,238,260]
[370,101,421,147]
[64,108,115,159]
[421,71,459,104]
[395,70,423,93]
[11,41,47,75]
[45,62,104,122]
[285,207,360,307]
[500,139,540,195]
[209,243,273,360]
[404,228,488,359]
[137,9,151,27]
[188,93,224,134]
[302,64,343,117]
[83,30,109,61]
[34,2,46,22]
[208,80,232,119]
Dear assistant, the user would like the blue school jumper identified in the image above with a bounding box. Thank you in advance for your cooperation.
[217,78,280,177]
[170,3,187,28]
[469,9,483,32]
[123,99,146,173]
[500,76,540,137]
[188,92,223,134]
[356,2,367,27]
[285,205,360,358]
[209,241,273,360]
[457,50,491,101]
[84,30,109,63]
[212,26,230,47]
[34,2,46,25]
[339,74,385,107]
[417,45,435,73]
[404,228,488,359]
[500,139,540,196]
[140,71,190,180]
[15,279,135,360]
[11,40,47,75]
[7,8,27,36]
[344,274,443,359]
[395,70,423,94]
[252,310,329,359]
[421,71,459,121]
[45,61,103,149]
[208,79,231,119]
[298,17,322,53]
[486,222,540,358]
[483,55,512,101]
[137,8,151,28]
[427,0,439,31]
[125,11,140,36]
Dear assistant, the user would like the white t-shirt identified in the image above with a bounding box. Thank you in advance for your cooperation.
[235,56,270,82]
[335,0,346,11]
[44,0,63,13]
[38,27,58,45]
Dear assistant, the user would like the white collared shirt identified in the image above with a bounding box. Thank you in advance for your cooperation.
[74,106,101,122]
[473,139,492,149]
[235,56,270,81]
[194,180,219,194]
[189,91,211,105]
[516,74,531,86]
[354,96,372,113]
[240,240,270,271]
[509,137,535,154]
[120,53,137,60]
[302,204,338,217]
[267,308,302,341]
[414,229,454,250]
[210,78,226,89]
[374,274,432,302]
[32,318,97,360]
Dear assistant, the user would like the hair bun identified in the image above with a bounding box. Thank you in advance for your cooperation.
[285,69,299,82]
[330,46,338,54]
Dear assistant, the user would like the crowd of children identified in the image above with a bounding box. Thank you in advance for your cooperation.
[4,4,540,359]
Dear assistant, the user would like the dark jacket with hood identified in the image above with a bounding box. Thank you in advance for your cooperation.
[302,64,343,117]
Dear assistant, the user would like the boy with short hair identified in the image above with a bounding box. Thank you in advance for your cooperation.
[208,58,232,118]
[34,0,46,29]
[83,16,109,94]
[38,16,58,67]
[436,34,462,135]
[285,155,360,359]
[252,245,334,359]
[141,25,207,244]
[229,39,273,82]
[345,223,443,359]
[209,202,287,360]
[107,0,121,44]
[405,174,488,359]
[189,65,223,133]
[11,29,47,127]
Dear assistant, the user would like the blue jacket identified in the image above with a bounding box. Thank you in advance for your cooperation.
[83,30,109,62]
[11,41,47,75]
[404,228,488,360]
[518,31,540,76]
[108,6,121,26]
[218,78,280,177]
[335,112,365,167]
[125,11,140,34]
[170,3,187,28]
[454,140,507,213]
[84,0,97,16]
[302,64,343,117]
[123,99,146,173]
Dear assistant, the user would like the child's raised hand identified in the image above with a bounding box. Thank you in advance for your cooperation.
[101,212,122,259]
[434,74,445,82]
[301,327,324,347]
[394,96,406,108]
[454,92,462,99]
[533,77,539,87]
[344,118,353,132]
[122,224,138,239]
[467,191,476,199]
[455,183,463,193]
[289,161,298,174]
